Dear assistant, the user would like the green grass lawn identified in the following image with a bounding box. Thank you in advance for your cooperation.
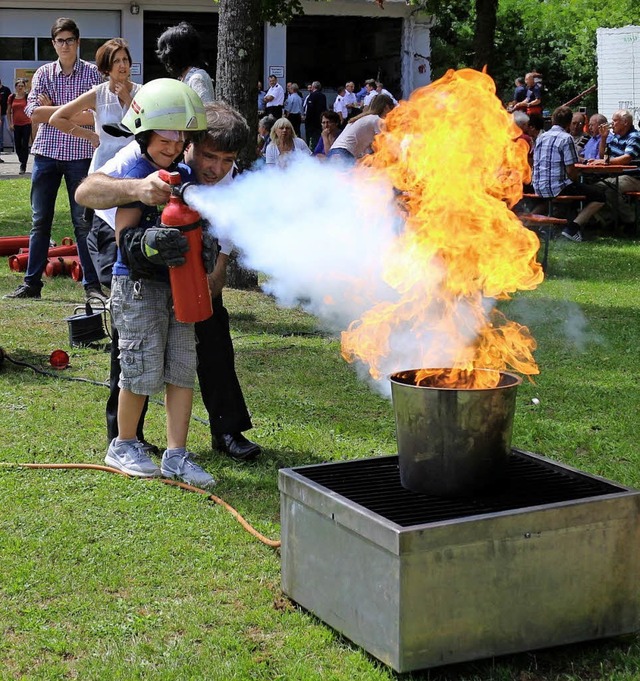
[1,176,640,680]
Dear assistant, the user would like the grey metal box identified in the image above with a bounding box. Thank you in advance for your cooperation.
[279,451,640,673]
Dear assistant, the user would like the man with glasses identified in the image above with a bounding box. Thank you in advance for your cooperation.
[5,17,103,300]
[586,109,640,227]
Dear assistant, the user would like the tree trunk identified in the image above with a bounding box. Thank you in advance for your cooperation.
[216,0,261,289]
[472,0,498,74]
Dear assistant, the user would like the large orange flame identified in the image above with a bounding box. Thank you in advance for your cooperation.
[341,69,543,389]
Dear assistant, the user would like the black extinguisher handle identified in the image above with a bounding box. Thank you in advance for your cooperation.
[178,182,198,206]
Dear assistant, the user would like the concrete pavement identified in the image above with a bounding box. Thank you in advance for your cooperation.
[0,151,31,179]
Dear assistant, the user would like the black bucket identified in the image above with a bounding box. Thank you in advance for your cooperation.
[390,369,522,497]
[65,303,107,347]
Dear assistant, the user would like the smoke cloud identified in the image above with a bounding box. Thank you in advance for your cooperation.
[187,156,424,393]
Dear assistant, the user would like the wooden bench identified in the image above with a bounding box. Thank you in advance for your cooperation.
[517,213,568,273]
[521,193,587,217]
[623,192,640,234]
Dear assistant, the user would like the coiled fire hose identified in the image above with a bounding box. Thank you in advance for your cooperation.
[0,349,280,549]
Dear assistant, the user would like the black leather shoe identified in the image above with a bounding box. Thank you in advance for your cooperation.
[215,432,261,461]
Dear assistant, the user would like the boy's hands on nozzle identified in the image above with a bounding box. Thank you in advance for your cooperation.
[142,228,189,267]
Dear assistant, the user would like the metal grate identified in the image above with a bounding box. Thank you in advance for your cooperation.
[295,450,625,527]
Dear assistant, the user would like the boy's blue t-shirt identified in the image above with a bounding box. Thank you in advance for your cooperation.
[113,159,192,277]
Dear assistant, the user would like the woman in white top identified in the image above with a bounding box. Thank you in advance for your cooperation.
[50,38,140,173]
[265,117,311,168]
[328,94,395,164]
[156,22,215,104]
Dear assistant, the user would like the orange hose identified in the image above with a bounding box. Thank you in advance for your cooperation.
[2,462,281,549]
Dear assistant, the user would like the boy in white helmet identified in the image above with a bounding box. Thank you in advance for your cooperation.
[104,79,216,489]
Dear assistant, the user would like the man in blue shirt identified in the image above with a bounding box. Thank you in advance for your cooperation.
[587,109,640,226]
[580,113,613,161]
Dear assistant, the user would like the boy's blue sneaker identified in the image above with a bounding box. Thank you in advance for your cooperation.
[161,450,216,490]
[105,438,161,477]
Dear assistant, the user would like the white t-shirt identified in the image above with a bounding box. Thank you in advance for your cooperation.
[330,115,382,158]
[265,137,311,167]
[95,140,233,255]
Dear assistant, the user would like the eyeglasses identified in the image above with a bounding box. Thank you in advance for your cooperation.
[53,37,77,46]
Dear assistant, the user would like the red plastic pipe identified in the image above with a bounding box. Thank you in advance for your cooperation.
[0,236,30,257]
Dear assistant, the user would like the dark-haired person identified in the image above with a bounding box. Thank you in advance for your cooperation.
[313,110,341,157]
[51,38,140,175]
[362,79,378,107]
[4,17,102,301]
[264,75,285,121]
[156,22,215,104]
[76,100,261,462]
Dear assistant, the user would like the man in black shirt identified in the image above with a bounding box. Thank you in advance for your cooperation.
[303,80,326,151]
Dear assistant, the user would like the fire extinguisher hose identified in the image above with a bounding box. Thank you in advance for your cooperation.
[1,461,281,549]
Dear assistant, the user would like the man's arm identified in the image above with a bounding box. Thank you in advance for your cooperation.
[75,171,172,209]
[207,252,228,299]
[565,164,579,183]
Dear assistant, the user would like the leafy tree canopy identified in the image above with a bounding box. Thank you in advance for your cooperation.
[422,0,640,109]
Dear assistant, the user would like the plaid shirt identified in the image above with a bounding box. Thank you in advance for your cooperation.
[532,125,578,198]
[26,58,102,161]
[608,126,640,161]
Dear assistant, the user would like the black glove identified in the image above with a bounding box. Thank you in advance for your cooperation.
[141,228,188,267]
[201,231,218,274]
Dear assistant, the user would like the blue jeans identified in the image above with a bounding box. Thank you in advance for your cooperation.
[26,154,99,289]
[0,114,10,149]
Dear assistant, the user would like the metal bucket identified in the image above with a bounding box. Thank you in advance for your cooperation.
[390,369,522,497]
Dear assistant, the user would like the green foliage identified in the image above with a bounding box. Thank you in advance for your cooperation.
[211,0,314,25]
[260,0,305,25]
[424,0,640,109]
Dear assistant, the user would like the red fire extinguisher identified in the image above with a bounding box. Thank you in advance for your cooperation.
[158,169,213,324]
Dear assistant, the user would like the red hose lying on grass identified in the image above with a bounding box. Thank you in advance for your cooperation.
[1,461,281,549]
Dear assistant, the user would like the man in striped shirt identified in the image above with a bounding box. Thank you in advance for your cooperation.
[587,109,640,226]
[5,17,103,300]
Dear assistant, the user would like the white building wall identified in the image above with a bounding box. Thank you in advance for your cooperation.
[597,26,640,122]
[402,15,432,98]
[264,23,287,86]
